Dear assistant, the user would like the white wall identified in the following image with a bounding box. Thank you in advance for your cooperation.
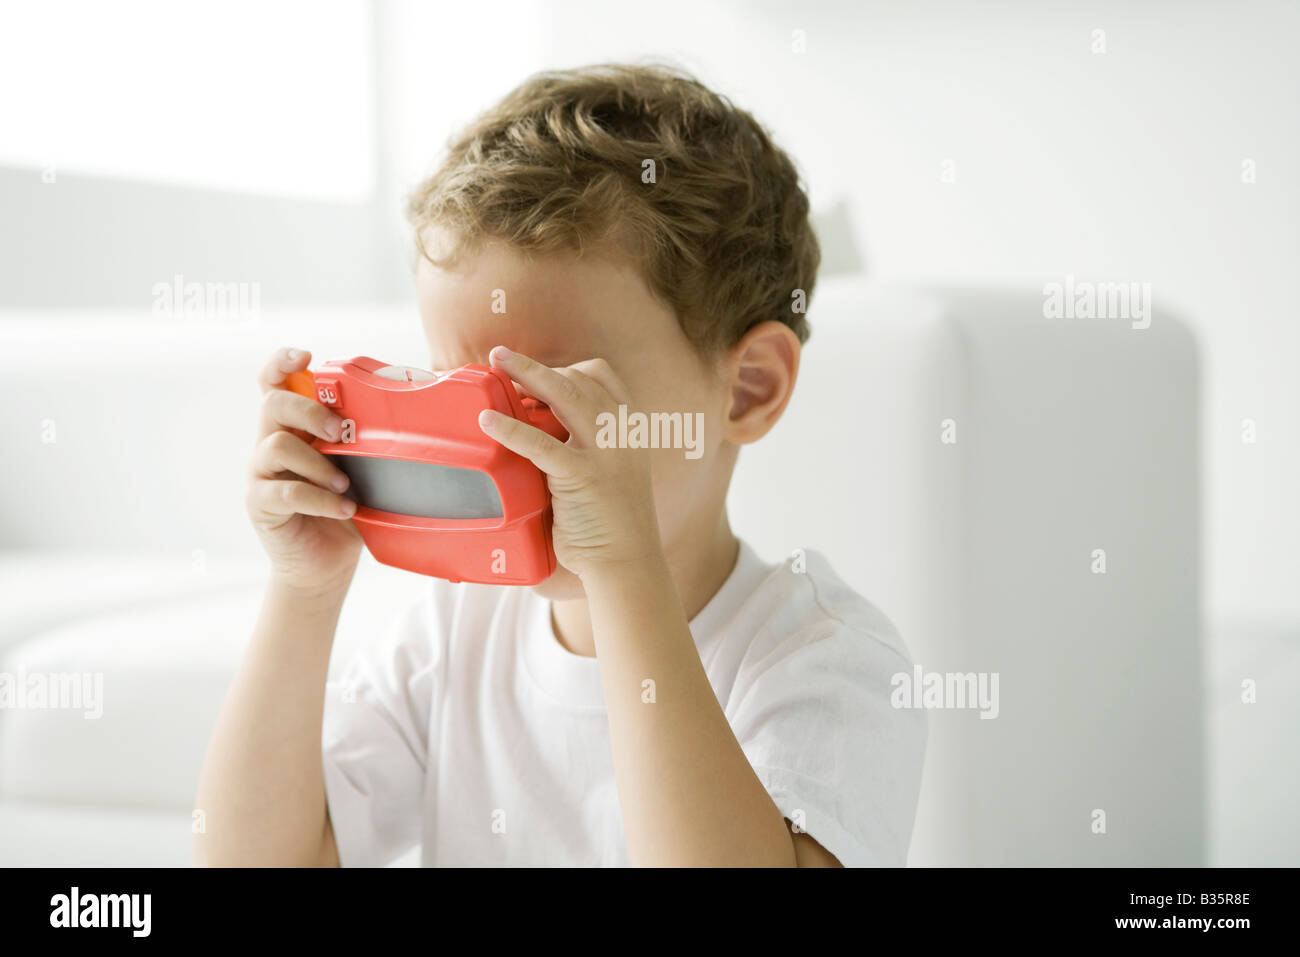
[7,0,1297,622]
[470,0,1295,625]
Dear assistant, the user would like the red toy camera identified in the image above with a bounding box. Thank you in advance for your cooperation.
[285,357,567,585]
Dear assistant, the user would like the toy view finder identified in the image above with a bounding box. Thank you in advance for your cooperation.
[285,356,568,585]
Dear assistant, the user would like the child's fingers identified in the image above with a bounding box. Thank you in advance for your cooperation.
[247,478,357,521]
[252,430,350,491]
[258,388,343,442]
[478,409,575,478]
[488,346,598,436]
[258,347,312,394]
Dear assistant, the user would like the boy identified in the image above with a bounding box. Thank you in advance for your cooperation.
[195,64,925,867]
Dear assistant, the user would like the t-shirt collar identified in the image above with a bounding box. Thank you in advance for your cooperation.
[519,539,772,709]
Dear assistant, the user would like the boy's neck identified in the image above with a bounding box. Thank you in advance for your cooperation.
[549,515,740,658]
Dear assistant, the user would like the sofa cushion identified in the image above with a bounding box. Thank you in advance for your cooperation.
[0,551,427,809]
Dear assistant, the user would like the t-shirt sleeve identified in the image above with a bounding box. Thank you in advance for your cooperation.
[725,619,927,868]
[321,588,440,867]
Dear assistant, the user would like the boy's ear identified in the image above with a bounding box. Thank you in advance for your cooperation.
[721,320,801,445]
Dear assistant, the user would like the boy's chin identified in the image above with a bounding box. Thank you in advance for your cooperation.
[530,564,585,601]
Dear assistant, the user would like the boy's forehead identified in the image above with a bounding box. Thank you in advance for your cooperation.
[415,243,667,369]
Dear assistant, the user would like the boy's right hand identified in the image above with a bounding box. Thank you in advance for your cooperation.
[246,348,363,593]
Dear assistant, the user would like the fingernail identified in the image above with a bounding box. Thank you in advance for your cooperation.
[340,499,357,517]
[286,348,301,361]
[331,474,349,492]
[478,409,498,427]
[491,345,513,362]
[323,418,341,440]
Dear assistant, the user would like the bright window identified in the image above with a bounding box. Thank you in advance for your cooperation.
[0,0,374,201]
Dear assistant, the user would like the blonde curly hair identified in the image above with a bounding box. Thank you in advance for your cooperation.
[407,63,820,354]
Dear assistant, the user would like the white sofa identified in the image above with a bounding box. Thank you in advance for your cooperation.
[0,278,1210,865]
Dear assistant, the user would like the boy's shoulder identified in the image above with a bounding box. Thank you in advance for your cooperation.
[691,542,914,682]
[707,540,909,660]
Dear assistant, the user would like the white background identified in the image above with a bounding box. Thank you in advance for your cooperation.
[4,0,1293,626]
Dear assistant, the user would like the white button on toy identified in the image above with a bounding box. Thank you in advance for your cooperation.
[372,364,439,383]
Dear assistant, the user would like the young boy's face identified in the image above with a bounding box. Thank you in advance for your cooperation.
[415,238,732,600]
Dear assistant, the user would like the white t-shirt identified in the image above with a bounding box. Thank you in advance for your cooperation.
[321,541,926,867]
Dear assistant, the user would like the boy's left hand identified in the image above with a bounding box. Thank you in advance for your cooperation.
[478,345,663,581]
